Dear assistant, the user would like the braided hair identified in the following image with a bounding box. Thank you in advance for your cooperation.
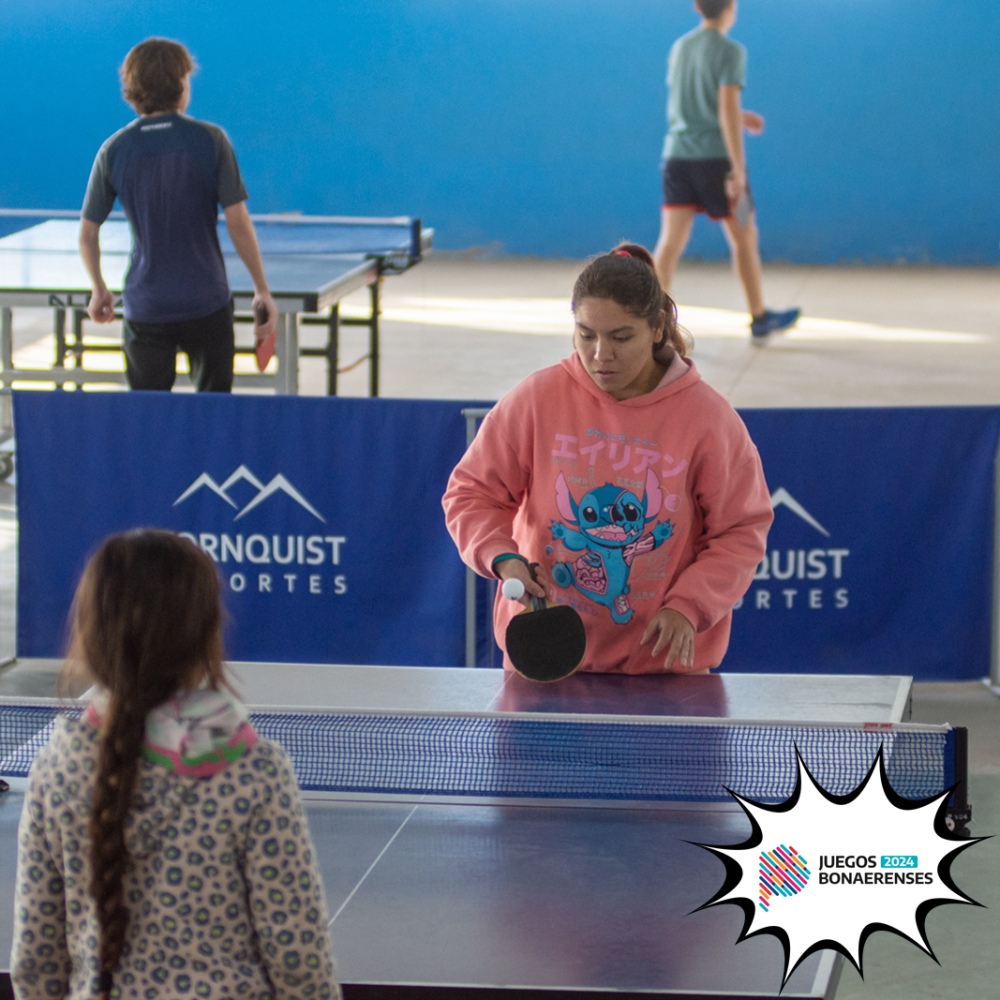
[66,530,225,998]
[571,242,690,358]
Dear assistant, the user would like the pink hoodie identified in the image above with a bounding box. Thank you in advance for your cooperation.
[443,353,773,673]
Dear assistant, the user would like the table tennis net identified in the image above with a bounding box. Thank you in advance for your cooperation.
[0,700,961,805]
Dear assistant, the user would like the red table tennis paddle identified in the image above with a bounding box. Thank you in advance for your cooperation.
[254,303,275,371]
[504,564,587,683]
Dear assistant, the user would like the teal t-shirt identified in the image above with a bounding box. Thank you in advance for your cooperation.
[662,27,746,161]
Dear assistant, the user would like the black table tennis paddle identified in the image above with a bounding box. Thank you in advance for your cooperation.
[504,564,587,683]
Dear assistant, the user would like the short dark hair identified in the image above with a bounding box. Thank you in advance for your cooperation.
[696,0,734,19]
[571,242,690,358]
[120,38,195,114]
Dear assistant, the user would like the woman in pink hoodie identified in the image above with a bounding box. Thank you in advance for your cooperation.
[443,243,773,674]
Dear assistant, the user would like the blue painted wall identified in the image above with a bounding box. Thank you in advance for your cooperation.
[2,1,997,262]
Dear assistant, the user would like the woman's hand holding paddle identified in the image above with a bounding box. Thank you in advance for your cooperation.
[496,557,549,606]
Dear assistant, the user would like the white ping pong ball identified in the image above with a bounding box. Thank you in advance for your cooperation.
[501,578,525,601]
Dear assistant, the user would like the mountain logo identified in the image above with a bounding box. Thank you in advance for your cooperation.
[173,465,325,522]
[770,488,830,538]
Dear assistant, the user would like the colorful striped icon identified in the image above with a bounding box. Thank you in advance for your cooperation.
[758,845,810,911]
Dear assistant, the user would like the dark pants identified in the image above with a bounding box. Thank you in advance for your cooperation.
[661,158,752,221]
[123,302,235,392]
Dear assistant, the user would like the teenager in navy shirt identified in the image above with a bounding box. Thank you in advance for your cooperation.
[80,38,276,391]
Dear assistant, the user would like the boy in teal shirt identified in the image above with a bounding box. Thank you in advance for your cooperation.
[652,0,799,344]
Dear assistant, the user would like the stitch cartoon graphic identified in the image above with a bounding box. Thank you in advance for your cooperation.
[550,469,674,624]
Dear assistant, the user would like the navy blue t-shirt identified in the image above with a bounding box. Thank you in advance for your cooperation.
[82,114,248,323]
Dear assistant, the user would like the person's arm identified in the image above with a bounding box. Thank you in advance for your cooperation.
[79,219,116,323]
[243,744,341,999]
[641,403,773,673]
[718,83,748,204]
[659,445,773,637]
[441,402,547,602]
[223,201,277,343]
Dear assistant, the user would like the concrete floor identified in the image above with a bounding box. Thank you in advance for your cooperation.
[1,255,999,998]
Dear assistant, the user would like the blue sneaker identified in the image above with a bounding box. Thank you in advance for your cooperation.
[751,307,800,344]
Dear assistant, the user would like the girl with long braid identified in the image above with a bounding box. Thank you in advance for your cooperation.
[11,530,339,999]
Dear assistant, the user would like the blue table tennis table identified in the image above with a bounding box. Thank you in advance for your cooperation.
[0,662,968,1000]
[0,210,431,398]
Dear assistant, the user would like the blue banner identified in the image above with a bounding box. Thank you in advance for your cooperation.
[14,396,1000,678]
[730,407,1000,680]
[15,392,483,666]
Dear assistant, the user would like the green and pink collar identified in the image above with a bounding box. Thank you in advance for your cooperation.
[85,687,258,777]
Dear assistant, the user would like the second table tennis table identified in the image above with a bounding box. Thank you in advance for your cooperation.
[0,210,432,397]
[0,662,969,1000]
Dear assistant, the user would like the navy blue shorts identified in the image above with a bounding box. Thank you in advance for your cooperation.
[661,158,752,220]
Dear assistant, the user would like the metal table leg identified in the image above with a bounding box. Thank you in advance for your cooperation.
[275,312,300,395]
